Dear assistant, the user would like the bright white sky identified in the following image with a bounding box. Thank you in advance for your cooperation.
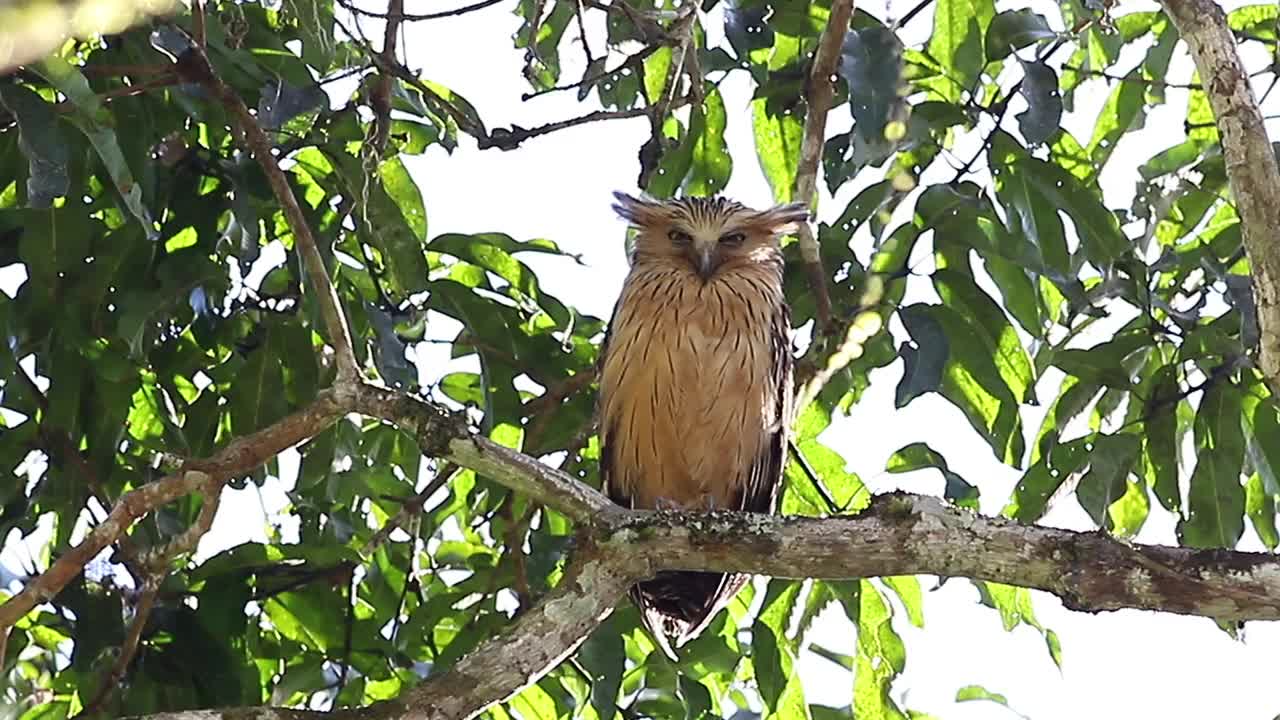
[5,0,1280,717]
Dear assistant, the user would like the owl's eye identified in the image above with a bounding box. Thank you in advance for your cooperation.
[668,230,692,246]
[718,232,746,246]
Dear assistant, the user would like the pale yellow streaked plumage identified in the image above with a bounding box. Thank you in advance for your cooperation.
[598,193,804,656]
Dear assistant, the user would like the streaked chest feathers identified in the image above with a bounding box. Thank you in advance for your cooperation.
[600,266,783,509]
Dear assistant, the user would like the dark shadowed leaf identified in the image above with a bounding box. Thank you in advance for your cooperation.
[887,442,979,509]
[36,57,156,238]
[257,79,326,130]
[839,26,907,149]
[1075,433,1141,528]
[1144,366,1183,511]
[1016,60,1062,147]
[1178,382,1245,548]
[724,0,775,60]
[0,84,69,208]
[896,304,948,407]
[985,9,1057,60]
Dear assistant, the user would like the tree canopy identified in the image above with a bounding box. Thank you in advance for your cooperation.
[2,0,1280,718]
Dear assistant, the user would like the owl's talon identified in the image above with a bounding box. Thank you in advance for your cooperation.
[655,496,681,512]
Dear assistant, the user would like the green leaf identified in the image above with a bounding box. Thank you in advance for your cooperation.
[35,57,155,239]
[956,685,1028,718]
[1085,70,1146,178]
[1004,437,1090,522]
[932,270,1035,403]
[985,9,1058,60]
[1076,433,1141,529]
[0,84,69,208]
[752,584,810,720]
[1016,60,1062,147]
[972,581,1061,667]
[839,26,907,149]
[1243,389,1280,499]
[686,87,733,195]
[752,98,804,202]
[1178,382,1246,548]
[880,576,924,628]
[886,442,978,509]
[1144,366,1183,511]
[900,303,1025,464]
[14,207,93,287]
[923,0,995,102]
[228,331,289,436]
[853,581,908,720]
[309,149,431,300]
[1245,474,1279,550]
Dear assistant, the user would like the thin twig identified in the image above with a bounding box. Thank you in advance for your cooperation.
[478,97,693,151]
[521,45,660,101]
[371,0,404,153]
[574,0,595,66]
[78,583,159,717]
[361,463,459,556]
[791,0,854,333]
[335,0,504,21]
[788,439,841,514]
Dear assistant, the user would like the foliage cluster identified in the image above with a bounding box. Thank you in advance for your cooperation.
[1,0,1278,718]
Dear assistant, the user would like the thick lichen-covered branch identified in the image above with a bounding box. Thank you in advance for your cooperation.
[122,487,1280,720]
[1161,0,1280,394]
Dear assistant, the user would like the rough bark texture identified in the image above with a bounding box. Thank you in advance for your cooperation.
[1162,0,1280,393]
[117,491,1280,720]
[394,541,637,720]
[790,0,855,331]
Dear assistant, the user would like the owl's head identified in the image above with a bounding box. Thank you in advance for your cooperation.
[612,192,808,280]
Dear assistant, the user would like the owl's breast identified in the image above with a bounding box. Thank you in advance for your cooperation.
[600,268,782,509]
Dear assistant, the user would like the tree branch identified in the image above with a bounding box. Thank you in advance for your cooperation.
[370,0,405,153]
[347,384,621,524]
[175,32,362,385]
[1161,0,1280,394]
[0,391,345,632]
[336,0,505,21]
[118,490,1280,720]
[395,539,635,719]
[791,0,854,332]
[12,365,1280,720]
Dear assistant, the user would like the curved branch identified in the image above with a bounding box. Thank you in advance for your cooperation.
[174,37,362,384]
[394,539,635,719]
[1161,0,1280,394]
[0,391,345,632]
[348,384,621,524]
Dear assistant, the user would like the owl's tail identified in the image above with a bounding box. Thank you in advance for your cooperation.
[631,570,748,660]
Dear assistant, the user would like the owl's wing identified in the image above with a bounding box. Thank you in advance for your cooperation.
[596,300,630,510]
[738,302,794,514]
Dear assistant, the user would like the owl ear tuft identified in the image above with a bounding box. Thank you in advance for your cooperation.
[612,192,666,227]
[749,202,810,236]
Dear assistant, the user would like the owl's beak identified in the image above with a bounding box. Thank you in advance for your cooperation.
[693,245,718,280]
